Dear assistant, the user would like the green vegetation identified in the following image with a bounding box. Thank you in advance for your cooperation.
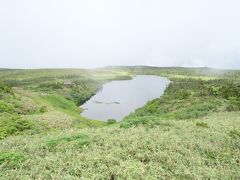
[46,134,91,151]
[123,72,240,128]
[196,122,209,128]
[229,129,240,139]
[0,115,33,139]
[42,95,81,117]
[0,112,239,179]
[0,69,131,138]
[0,151,26,169]
[0,81,12,94]
[0,66,240,178]
[107,119,117,125]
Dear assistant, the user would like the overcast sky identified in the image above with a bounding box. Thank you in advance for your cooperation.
[0,0,240,69]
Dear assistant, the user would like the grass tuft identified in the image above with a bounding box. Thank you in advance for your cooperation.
[0,115,34,139]
[0,151,26,169]
[228,129,240,139]
[46,134,91,151]
[196,122,209,128]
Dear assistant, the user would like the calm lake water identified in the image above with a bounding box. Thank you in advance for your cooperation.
[81,75,170,121]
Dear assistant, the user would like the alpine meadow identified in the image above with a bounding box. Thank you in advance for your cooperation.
[1,0,240,179]
[0,67,240,179]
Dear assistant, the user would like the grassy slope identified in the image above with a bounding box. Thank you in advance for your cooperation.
[0,67,240,179]
[0,68,133,139]
[0,112,239,179]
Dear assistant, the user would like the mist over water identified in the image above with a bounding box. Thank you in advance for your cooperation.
[81,75,170,121]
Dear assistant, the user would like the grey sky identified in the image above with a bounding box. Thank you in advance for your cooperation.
[0,0,240,69]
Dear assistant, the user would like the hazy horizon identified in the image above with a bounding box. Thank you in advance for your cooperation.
[0,65,239,71]
[1,0,240,69]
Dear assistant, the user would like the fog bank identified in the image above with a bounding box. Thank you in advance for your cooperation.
[0,0,240,69]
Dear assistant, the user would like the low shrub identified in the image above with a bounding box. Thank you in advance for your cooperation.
[46,134,91,151]
[0,151,27,169]
[196,122,209,128]
[0,101,14,113]
[0,81,12,94]
[226,104,239,112]
[120,116,160,128]
[107,119,117,125]
[228,129,240,139]
[0,115,34,139]
[226,97,240,112]
[39,106,47,113]
[38,81,64,90]
[69,86,95,105]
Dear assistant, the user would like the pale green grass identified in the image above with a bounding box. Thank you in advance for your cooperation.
[1,67,240,179]
[165,74,220,80]
[0,112,239,179]
[0,68,132,81]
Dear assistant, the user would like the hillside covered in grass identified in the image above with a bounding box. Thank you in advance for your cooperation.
[0,68,132,139]
[0,66,240,179]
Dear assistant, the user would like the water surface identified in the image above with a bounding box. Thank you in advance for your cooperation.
[81,75,170,121]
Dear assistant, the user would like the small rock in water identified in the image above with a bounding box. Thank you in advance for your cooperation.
[106,102,120,104]
[94,101,104,104]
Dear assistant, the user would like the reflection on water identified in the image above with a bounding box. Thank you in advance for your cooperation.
[81,75,170,121]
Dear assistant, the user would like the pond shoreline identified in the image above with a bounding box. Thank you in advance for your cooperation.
[81,75,170,121]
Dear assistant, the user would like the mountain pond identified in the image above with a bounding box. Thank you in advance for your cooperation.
[81,75,170,121]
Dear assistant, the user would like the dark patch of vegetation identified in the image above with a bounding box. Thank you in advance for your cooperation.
[69,86,97,106]
[107,119,117,125]
[120,116,162,128]
[204,149,217,160]
[0,100,15,113]
[0,151,27,169]
[38,81,64,90]
[0,81,13,94]
[228,129,240,139]
[66,79,102,106]
[218,82,240,111]
[39,106,47,113]
[0,115,34,139]
[110,75,133,81]
[196,122,209,128]
[46,134,91,150]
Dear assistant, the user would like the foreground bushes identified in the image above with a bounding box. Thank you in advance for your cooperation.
[0,151,27,169]
[0,112,239,179]
[0,101,14,113]
[0,115,34,139]
[46,134,91,151]
[120,116,160,128]
[0,81,12,95]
